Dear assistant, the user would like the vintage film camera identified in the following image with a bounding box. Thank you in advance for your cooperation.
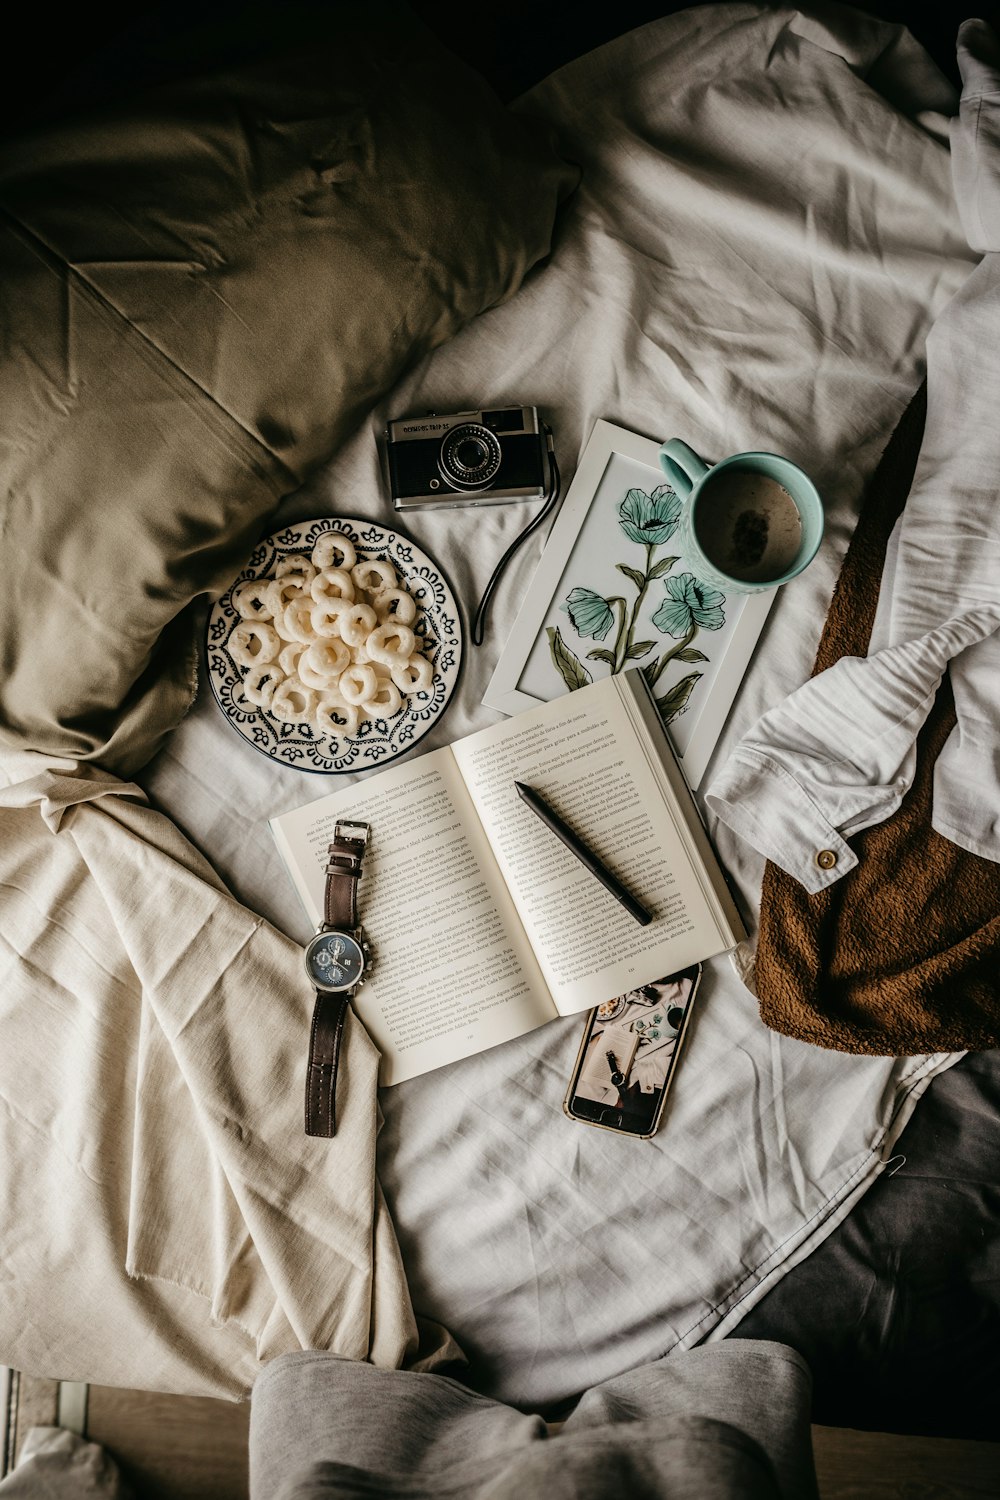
[385,405,553,512]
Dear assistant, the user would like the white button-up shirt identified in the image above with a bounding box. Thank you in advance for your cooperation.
[707,19,1000,894]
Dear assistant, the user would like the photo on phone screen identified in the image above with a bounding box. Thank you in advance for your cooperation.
[563,964,702,1137]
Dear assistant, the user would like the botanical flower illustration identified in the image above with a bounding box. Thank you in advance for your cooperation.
[563,586,616,640]
[548,484,726,724]
[618,485,683,546]
[652,573,726,637]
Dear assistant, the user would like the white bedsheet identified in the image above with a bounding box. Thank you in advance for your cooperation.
[144,3,978,1406]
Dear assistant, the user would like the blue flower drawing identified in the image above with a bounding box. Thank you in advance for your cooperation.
[652,573,726,637]
[617,485,682,546]
[562,586,615,640]
[548,484,726,724]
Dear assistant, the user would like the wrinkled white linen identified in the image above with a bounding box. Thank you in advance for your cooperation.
[708,19,1000,891]
[141,5,977,1406]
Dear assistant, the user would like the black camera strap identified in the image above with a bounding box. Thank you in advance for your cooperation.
[471,428,561,646]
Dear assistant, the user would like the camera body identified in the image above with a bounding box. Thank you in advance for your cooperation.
[385,405,551,511]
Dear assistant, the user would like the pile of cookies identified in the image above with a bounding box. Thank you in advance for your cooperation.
[228,531,434,742]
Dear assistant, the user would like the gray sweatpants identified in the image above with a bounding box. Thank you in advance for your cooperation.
[248,1340,817,1499]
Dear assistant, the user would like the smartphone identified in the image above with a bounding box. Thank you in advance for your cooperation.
[562,964,702,1138]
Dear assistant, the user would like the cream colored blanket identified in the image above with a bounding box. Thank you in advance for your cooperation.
[0,754,449,1394]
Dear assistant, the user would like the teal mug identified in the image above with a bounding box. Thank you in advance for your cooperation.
[659,439,824,594]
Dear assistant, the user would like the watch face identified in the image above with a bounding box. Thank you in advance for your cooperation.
[305,931,365,991]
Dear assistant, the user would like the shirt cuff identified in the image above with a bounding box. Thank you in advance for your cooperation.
[705,748,858,895]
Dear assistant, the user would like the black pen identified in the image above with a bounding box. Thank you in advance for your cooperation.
[513,780,653,927]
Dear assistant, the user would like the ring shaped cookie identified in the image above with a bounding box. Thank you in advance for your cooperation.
[315,696,361,739]
[275,554,317,583]
[310,568,355,606]
[242,661,284,707]
[264,575,311,619]
[367,622,416,665]
[230,621,280,667]
[278,641,307,677]
[310,599,349,638]
[298,655,336,692]
[282,596,320,644]
[272,606,295,643]
[233,580,274,621]
[339,663,378,705]
[364,680,403,718]
[338,602,377,648]
[391,654,434,694]
[373,587,417,625]
[306,639,351,678]
[312,532,357,572]
[351,558,397,594]
[271,679,316,723]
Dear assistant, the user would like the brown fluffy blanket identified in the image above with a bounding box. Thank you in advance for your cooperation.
[755,384,1000,1055]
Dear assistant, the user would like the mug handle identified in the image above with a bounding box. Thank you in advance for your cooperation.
[659,438,708,497]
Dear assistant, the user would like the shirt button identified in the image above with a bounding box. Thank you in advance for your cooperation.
[815,849,838,870]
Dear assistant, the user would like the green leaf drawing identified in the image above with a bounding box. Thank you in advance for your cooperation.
[674,647,709,663]
[656,671,702,722]
[547,626,592,692]
[586,647,617,665]
[647,556,680,580]
[615,564,646,590]
[626,640,656,659]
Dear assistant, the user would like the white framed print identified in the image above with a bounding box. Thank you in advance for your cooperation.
[482,419,774,788]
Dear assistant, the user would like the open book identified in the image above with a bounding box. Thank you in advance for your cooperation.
[270,669,746,1085]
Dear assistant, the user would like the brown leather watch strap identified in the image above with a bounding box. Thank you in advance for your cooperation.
[305,990,351,1137]
[323,833,366,929]
[305,823,369,1139]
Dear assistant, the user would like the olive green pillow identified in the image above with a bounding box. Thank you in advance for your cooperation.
[0,8,575,774]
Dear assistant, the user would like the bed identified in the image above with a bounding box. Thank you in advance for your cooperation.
[1,0,997,1443]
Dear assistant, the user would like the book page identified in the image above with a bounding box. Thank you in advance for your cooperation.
[452,676,732,1014]
[270,749,553,1086]
[618,670,747,944]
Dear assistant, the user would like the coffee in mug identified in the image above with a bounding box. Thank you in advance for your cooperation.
[658,439,824,594]
[693,469,802,584]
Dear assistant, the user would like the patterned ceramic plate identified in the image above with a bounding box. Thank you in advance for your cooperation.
[205,517,462,774]
[595,996,627,1023]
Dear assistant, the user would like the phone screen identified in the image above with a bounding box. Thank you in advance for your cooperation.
[563,965,701,1137]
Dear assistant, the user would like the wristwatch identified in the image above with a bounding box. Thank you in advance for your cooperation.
[303,819,372,1138]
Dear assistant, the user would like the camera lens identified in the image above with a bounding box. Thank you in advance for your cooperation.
[456,437,489,469]
[439,423,502,489]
